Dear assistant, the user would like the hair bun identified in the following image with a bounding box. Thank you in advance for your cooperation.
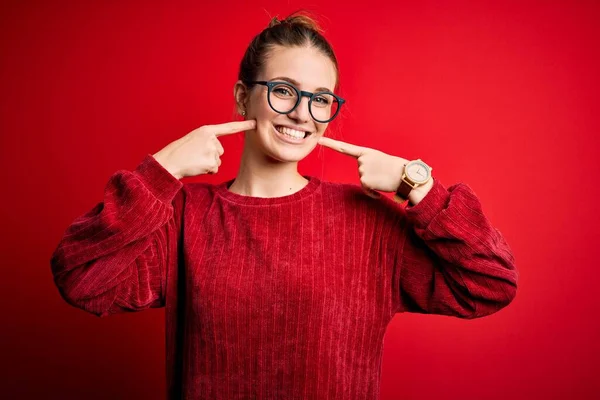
[267,12,323,33]
[268,16,281,28]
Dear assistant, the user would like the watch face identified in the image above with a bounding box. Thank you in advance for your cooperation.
[405,160,431,183]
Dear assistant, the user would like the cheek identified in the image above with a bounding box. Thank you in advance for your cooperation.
[249,93,273,119]
[253,107,279,137]
[316,123,328,137]
[248,99,275,138]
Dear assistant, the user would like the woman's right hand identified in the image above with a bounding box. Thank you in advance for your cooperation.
[152,120,256,179]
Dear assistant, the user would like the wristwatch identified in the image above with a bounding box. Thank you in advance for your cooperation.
[393,159,433,203]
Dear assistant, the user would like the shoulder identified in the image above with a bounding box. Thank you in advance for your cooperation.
[177,180,224,213]
[182,180,222,198]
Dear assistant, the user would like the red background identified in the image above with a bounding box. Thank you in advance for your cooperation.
[1,0,599,399]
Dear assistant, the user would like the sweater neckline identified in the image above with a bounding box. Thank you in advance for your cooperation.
[215,176,321,206]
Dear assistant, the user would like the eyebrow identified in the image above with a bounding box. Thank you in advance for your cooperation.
[269,76,332,93]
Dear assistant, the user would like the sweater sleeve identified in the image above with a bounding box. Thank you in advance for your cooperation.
[50,154,184,317]
[391,178,519,319]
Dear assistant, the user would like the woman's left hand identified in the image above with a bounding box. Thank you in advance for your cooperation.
[318,136,434,205]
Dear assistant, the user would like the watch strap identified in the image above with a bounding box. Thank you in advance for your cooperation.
[395,178,414,201]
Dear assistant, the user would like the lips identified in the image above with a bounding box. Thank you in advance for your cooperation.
[272,124,312,144]
[275,125,311,138]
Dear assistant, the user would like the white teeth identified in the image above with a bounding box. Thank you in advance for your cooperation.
[276,125,306,139]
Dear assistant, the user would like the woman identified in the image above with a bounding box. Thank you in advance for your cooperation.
[51,13,518,400]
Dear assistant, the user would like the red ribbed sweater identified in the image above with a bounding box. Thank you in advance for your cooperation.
[50,154,518,399]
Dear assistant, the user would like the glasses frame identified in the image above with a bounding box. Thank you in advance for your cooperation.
[244,80,346,123]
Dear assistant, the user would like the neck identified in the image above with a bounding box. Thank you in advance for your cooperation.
[228,145,308,198]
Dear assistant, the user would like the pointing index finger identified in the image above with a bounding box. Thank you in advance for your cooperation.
[318,137,365,158]
[212,120,257,137]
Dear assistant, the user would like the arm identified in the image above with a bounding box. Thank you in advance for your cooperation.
[392,178,518,319]
[50,154,184,317]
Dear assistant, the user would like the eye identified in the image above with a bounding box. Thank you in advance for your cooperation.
[272,84,296,98]
[312,93,335,108]
[274,87,291,96]
[314,96,330,105]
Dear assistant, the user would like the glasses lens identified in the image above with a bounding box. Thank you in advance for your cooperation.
[269,83,298,113]
[310,93,340,122]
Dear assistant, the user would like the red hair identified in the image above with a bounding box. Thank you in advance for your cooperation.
[238,11,340,90]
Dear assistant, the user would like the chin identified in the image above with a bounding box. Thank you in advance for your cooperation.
[263,142,312,163]
[266,150,307,163]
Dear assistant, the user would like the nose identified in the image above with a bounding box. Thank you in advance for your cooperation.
[287,95,311,123]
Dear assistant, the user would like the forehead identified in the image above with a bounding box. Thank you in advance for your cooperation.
[262,45,337,92]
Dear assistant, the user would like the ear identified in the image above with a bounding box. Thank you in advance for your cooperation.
[233,80,249,115]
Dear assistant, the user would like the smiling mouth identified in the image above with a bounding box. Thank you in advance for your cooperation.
[274,125,312,140]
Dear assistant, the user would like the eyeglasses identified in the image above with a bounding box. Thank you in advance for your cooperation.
[244,80,346,123]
